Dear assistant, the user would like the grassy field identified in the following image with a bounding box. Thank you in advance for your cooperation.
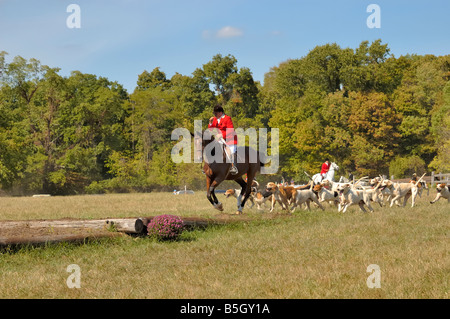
[0,191,448,299]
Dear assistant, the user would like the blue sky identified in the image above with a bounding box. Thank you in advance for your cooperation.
[1,0,449,93]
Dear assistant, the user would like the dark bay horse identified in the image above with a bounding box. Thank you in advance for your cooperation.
[195,131,264,214]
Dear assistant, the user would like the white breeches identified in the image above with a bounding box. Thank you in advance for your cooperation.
[217,138,236,163]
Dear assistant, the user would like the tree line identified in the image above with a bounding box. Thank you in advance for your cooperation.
[0,39,449,195]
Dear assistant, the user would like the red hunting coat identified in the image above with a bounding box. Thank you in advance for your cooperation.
[208,115,238,145]
[320,162,330,175]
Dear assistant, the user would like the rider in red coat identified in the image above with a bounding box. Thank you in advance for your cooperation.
[320,159,330,178]
[208,105,238,175]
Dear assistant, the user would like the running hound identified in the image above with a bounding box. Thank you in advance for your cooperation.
[253,190,274,211]
[265,182,298,212]
[313,184,339,207]
[337,183,375,213]
[291,186,325,212]
[430,183,450,204]
[224,188,255,208]
[380,173,426,208]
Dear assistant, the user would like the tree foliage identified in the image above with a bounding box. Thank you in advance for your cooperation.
[0,40,449,194]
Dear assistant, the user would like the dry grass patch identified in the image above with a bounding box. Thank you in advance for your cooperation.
[0,191,448,298]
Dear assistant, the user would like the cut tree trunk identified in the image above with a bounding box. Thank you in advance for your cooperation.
[0,218,146,234]
[105,218,145,234]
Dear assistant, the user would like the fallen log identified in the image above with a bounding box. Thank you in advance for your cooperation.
[105,218,145,234]
[0,219,107,230]
[0,216,238,248]
[0,218,146,234]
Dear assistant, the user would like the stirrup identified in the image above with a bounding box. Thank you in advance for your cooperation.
[229,165,238,175]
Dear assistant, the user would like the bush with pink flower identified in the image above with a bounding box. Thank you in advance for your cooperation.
[147,215,184,240]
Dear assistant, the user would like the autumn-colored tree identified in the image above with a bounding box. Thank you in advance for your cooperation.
[1,43,449,195]
[429,81,450,172]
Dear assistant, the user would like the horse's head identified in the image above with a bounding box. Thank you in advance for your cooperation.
[330,162,339,171]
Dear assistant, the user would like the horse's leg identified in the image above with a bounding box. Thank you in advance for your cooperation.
[210,179,224,211]
[211,187,219,204]
[235,177,247,214]
[206,176,215,206]
[206,176,224,211]
[239,170,257,214]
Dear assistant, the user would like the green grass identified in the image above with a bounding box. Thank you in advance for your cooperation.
[0,191,448,298]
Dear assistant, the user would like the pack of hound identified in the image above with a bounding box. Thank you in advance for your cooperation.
[224,172,448,213]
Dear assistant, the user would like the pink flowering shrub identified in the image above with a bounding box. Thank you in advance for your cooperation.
[147,215,184,240]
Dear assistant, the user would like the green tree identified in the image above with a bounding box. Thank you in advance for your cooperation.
[128,86,181,166]
[341,39,399,93]
[303,43,353,93]
[389,155,426,178]
[226,67,259,119]
[170,68,215,128]
[136,67,171,91]
[202,54,261,128]
[0,55,63,193]
[271,59,306,100]
[202,54,238,102]
[429,81,450,172]
[393,55,450,163]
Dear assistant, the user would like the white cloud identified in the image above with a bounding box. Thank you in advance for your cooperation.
[216,26,243,38]
[202,26,243,39]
